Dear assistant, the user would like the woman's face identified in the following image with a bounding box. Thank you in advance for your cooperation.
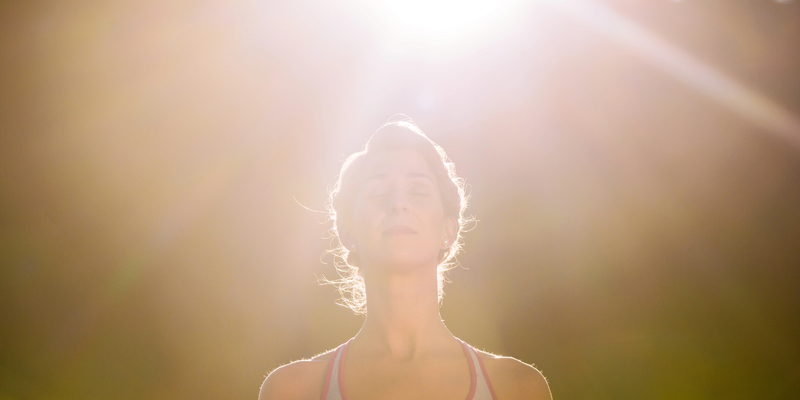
[347,149,456,273]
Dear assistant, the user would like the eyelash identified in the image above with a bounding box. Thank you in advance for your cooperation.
[370,190,427,198]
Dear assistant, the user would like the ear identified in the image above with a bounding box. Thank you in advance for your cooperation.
[441,216,458,249]
[338,224,356,251]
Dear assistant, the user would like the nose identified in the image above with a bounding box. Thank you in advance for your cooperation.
[387,189,410,214]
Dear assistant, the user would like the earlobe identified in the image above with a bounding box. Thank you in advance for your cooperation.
[339,226,357,251]
[441,217,458,249]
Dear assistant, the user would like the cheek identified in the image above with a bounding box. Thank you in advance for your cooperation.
[351,200,381,238]
[421,204,446,237]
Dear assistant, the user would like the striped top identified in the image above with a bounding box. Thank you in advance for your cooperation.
[321,339,497,400]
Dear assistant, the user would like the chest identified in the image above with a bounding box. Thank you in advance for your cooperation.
[342,357,472,400]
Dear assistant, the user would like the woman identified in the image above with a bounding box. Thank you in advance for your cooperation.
[260,120,551,400]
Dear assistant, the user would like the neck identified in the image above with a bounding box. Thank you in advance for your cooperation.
[353,263,455,360]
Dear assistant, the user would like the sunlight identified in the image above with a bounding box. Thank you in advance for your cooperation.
[363,0,526,54]
[385,0,504,33]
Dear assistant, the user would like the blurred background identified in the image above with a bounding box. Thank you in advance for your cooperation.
[2,0,800,398]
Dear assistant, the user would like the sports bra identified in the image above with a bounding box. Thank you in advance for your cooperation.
[321,338,497,400]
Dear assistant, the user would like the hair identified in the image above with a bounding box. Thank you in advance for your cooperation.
[325,119,471,315]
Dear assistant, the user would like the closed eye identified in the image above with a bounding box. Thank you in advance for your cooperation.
[409,185,430,196]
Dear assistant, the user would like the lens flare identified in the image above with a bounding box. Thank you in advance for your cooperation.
[359,0,526,54]
[385,0,504,33]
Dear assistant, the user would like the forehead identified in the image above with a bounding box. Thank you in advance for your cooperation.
[362,149,435,179]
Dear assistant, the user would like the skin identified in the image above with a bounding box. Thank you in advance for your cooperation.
[260,150,551,400]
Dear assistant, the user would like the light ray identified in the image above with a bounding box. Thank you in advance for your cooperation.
[350,0,527,57]
[556,0,800,148]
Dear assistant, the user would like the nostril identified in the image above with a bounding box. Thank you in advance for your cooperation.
[387,196,410,213]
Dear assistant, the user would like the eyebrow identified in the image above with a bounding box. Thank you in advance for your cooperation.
[365,172,436,184]
[407,172,435,183]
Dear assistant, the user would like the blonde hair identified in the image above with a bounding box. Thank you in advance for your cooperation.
[325,119,471,314]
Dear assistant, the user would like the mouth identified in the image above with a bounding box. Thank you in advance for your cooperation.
[382,225,418,237]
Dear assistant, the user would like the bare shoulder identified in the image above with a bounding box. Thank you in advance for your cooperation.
[258,348,338,400]
[475,349,552,400]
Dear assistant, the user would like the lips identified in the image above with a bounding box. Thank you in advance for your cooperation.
[382,225,418,236]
